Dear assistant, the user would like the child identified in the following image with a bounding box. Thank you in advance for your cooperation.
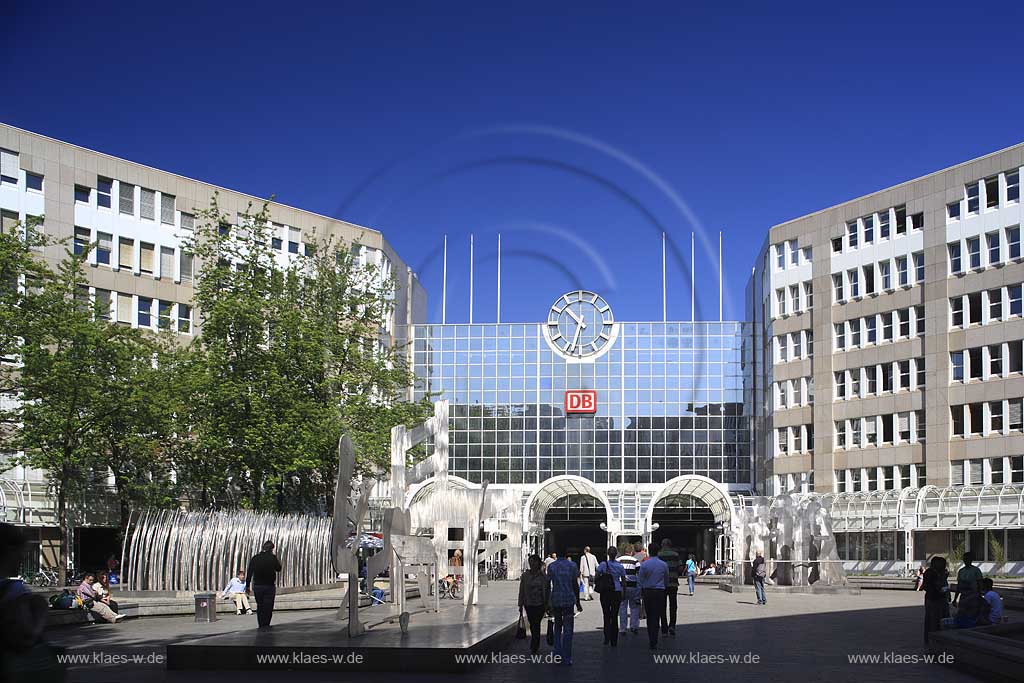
[979,578,1003,626]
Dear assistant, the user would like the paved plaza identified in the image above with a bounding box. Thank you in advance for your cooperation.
[52,584,982,683]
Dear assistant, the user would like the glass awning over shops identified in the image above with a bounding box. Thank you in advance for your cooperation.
[822,485,1024,532]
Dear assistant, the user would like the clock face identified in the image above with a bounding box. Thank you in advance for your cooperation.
[546,290,614,358]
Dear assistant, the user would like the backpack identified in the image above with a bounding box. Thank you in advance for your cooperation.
[594,571,616,594]
[48,590,76,610]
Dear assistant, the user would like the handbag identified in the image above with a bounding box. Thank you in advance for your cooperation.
[515,615,527,640]
[594,572,615,594]
[546,618,555,645]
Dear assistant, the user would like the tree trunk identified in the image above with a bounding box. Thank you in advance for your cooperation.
[57,457,69,586]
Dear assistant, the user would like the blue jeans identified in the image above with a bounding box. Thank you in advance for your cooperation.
[687,573,696,594]
[551,604,575,664]
[754,577,766,604]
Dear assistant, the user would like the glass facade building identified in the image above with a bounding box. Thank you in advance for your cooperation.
[407,320,753,491]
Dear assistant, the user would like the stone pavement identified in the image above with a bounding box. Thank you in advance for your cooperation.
[52,583,984,683]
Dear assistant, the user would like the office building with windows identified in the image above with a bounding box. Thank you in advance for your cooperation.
[0,123,425,571]
[750,141,1024,572]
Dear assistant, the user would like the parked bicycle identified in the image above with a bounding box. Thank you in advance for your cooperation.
[437,574,463,599]
[19,568,59,587]
[486,562,508,581]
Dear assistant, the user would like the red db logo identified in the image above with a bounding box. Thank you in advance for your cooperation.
[565,390,597,414]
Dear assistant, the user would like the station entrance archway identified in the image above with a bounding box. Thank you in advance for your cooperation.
[647,476,733,565]
[526,476,613,559]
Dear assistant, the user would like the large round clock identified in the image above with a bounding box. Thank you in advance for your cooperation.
[546,290,615,358]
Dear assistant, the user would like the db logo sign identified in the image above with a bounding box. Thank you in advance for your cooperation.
[565,390,597,414]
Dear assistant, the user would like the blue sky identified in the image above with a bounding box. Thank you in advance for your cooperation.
[4,1,1023,324]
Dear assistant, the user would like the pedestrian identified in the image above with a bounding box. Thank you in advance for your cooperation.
[546,550,582,665]
[617,544,641,636]
[595,546,625,646]
[658,539,680,635]
[685,553,698,595]
[222,569,254,615]
[636,542,668,650]
[978,578,1003,626]
[246,540,282,629]
[579,546,598,601]
[76,572,123,623]
[633,542,648,563]
[922,555,949,644]
[518,554,550,655]
[543,552,557,573]
[1,523,62,678]
[751,550,767,605]
[951,551,983,610]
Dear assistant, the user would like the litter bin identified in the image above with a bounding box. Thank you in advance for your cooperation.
[194,592,218,623]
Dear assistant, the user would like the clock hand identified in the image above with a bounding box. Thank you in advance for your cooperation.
[569,322,582,351]
[565,305,587,328]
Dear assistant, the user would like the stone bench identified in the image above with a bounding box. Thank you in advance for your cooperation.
[47,602,139,627]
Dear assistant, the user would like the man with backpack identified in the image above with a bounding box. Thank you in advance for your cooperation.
[752,549,767,605]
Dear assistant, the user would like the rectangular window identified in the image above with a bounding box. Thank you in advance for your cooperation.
[1011,340,1023,374]
[793,332,802,358]
[880,260,891,290]
[177,304,192,334]
[913,252,924,283]
[140,242,155,274]
[866,316,877,344]
[865,417,877,446]
[119,182,135,215]
[834,371,846,399]
[968,292,983,325]
[915,305,925,336]
[94,288,111,320]
[777,428,788,454]
[879,211,890,238]
[952,461,964,485]
[850,369,861,397]
[848,268,859,298]
[181,212,195,231]
[863,216,874,243]
[1011,457,1024,483]
[951,297,964,328]
[1008,226,1021,260]
[992,457,1004,485]
[777,383,786,409]
[948,242,962,274]
[898,308,910,338]
[0,148,18,183]
[97,177,112,208]
[138,297,152,327]
[790,285,799,313]
[985,175,999,209]
[898,360,911,390]
[96,232,112,265]
[849,318,861,347]
[776,244,785,269]
[161,194,175,225]
[847,221,858,248]
[991,402,1004,433]
[159,246,174,279]
[895,205,907,235]
[969,348,984,380]
[967,182,980,215]
[793,427,802,452]
[789,241,798,266]
[776,289,786,316]
[832,274,844,302]
[967,236,981,270]
[863,264,875,295]
[157,300,173,330]
[947,201,961,221]
[896,256,908,287]
[951,351,964,382]
[834,323,845,351]
[22,172,40,192]
[1009,398,1023,431]
[73,226,89,255]
[116,293,132,325]
[911,212,924,231]
[916,411,926,443]
[883,311,894,341]
[288,227,301,254]
[969,403,984,435]
[898,413,910,442]
[140,187,156,220]
[990,345,1003,377]
[180,252,194,283]
[118,237,134,270]
[1008,171,1020,204]
[882,363,893,392]
[916,357,925,389]
[802,246,812,263]
[987,232,1001,266]
[850,418,861,447]
[778,335,788,362]
[952,406,965,437]
[835,421,846,448]
[989,288,1002,321]
[1010,284,1023,317]
[804,281,813,308]
[74,185,90,203]
[867,366,878,394]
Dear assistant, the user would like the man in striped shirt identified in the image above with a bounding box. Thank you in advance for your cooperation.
[617,544,641,635]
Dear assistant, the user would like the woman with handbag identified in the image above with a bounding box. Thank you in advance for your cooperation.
[518,554,549,655]
[595,546,626,646]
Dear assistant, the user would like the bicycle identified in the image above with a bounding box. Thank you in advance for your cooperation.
[437,575,464,599]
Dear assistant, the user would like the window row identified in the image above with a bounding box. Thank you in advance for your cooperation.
[833,306,924,351]
[950,399,1024,438]
[947,226,1021,275]
[75,286,192,334]
[949,284,1023,328]
[946,168,1020,220]
[832,205,922,253]
[72,227,193,283]
[775,424,814,456]
[834,357,925,400]
[834,411,925,449]
[772,471,813,495]
[774,280,813,317]
[773,240,812,271]
[774,328,813,363]
[773,376,814,409]
[832,253,923,303]
[834,463,926,493]
[0,148,43,192]
[951,456,1024,487]
[950,342,1024,383]
[76,177,184,228]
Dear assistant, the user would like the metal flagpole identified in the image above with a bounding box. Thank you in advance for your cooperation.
[469,233,474,324]
[662,232,666,322]
[690,232,695,323]
[442,234,448,324]
[719,230,723,322]
[493,232,497,323]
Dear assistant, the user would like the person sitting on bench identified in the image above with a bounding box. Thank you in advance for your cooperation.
[222,569,254,615]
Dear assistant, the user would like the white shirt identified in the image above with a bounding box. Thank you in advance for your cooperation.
[222,577,247,597]
[580,552,598,577]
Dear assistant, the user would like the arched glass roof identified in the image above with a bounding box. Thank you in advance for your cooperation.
[826,484,1024,532]
[647,475,732,524]
[525,476,612,525]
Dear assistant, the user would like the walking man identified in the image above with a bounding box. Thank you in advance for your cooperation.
[547,550,583,665]
[617,544,641,635]
[636,542,668,650]
[685,553,698,595]
[658,539,681,635]
[752,549,767,605]
[246,540,282,628]
[579,546,598,601]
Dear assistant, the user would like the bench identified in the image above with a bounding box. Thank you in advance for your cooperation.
[47,602,139,627]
